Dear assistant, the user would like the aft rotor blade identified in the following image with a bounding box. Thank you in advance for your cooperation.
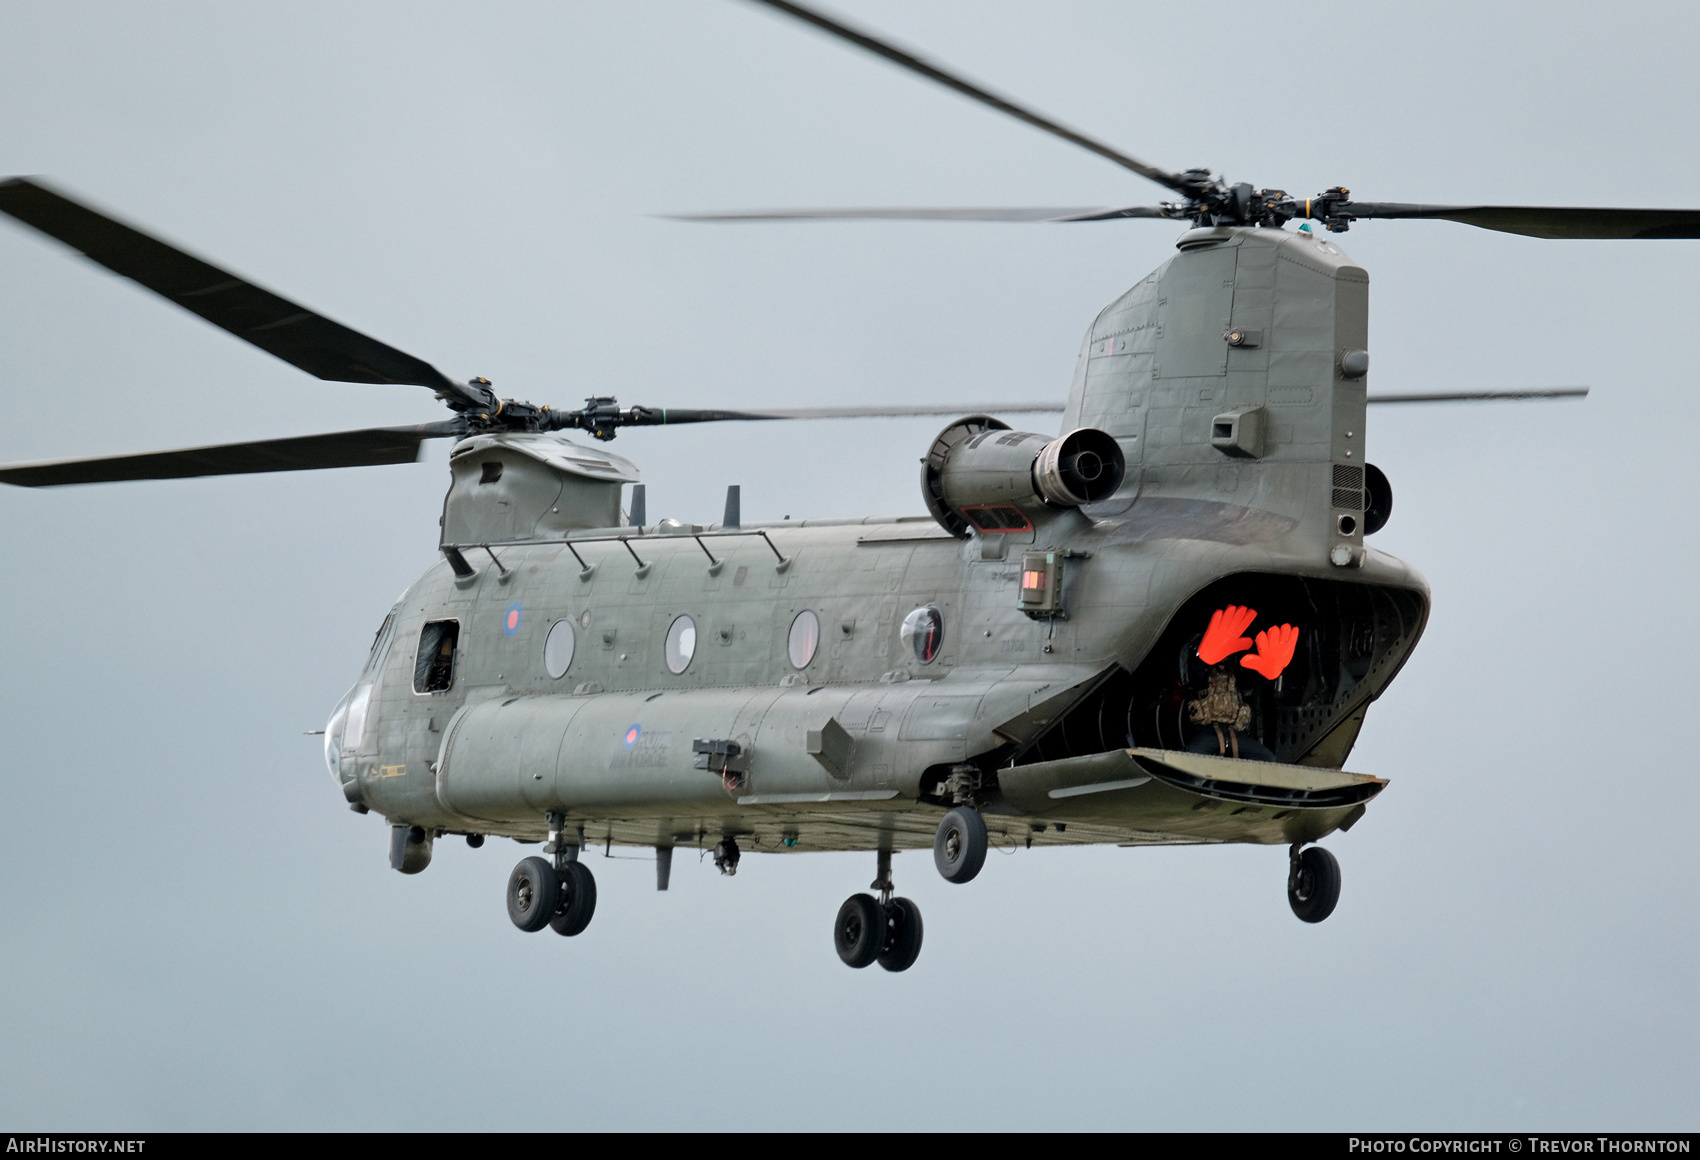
[1367,388,1589,404]
[0,178,486,409]
[742,0,1193,197]
[1334,202,1700,239]
[665,206,1172,223]
[0,420,464,488]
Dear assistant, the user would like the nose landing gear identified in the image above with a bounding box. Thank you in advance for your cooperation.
[506,855,559,932]
[834,849,924,972]
[1287,843,1341,923]
[549,861,597,936]
[506,812,599,938]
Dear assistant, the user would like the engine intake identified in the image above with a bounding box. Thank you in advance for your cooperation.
[921,416,1125,538]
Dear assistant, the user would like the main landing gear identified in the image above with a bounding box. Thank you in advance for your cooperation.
[933,804,988,884]
[1288,843,1341,923]
[507,812,598,938]
[834,849,923,972]
[831,804,983,971]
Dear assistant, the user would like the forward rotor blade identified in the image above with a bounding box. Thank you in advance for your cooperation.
[742,0,1192,197]
[665,206,1171,223]
[616,402,1069,426]
[700,393,1589,418]
[0,420,464,488]
[739,401,1068,419]
[0,388,1586,487]
[611,391,1588,430]
[0,178,486,409]
[1367,388,1589,404]
[1336,202,1700,239]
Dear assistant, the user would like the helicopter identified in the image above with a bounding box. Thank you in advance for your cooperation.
[1,0,1689,974]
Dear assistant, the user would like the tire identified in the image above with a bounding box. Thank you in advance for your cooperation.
[550,861,598,936]
[877,896,924,973]
[834,893,885,968]
[933,806,988,884]
[1288,846,1341,924]
[1364,463,1392,536]
[507,856,560,932]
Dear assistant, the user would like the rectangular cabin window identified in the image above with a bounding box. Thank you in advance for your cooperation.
[414,620,460,693]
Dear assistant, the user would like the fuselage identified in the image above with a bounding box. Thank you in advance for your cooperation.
[328,223,1431,860]
[328,503,1428,856]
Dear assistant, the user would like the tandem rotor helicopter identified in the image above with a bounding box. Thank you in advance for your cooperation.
[3,0,1692,973]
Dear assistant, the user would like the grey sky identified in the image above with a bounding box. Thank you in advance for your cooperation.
[1,0,1695,1130]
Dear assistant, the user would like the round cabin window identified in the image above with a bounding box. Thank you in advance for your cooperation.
[900,605,945,665]
[544,619,576,679]
[664,615,697,674]
[788,609,820,669]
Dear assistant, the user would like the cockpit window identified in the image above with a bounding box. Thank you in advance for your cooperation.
[363,612,397,677]
[414,620,460,693]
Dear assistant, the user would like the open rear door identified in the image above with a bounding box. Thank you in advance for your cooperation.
[997,748,1386,846]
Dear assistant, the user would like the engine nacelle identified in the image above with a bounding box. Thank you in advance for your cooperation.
[922,416,1124,538]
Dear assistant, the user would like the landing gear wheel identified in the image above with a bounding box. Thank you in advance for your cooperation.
[1288,846,1341,923]
[933,806,988,883]
[877,897,924,972]
[834,893,885,968]
[507,856,560,932]
[550,861,598,936]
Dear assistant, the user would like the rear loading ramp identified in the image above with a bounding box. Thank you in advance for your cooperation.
[998,747,1385,845]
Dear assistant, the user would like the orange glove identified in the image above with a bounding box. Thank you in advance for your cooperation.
[1240,623,1299,680]
[1198,605,1257,665]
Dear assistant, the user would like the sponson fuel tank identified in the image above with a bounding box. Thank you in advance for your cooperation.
[432,664,1108,824]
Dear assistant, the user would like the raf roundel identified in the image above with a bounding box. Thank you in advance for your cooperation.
[622,724,641,750]
[503,602,522,637]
